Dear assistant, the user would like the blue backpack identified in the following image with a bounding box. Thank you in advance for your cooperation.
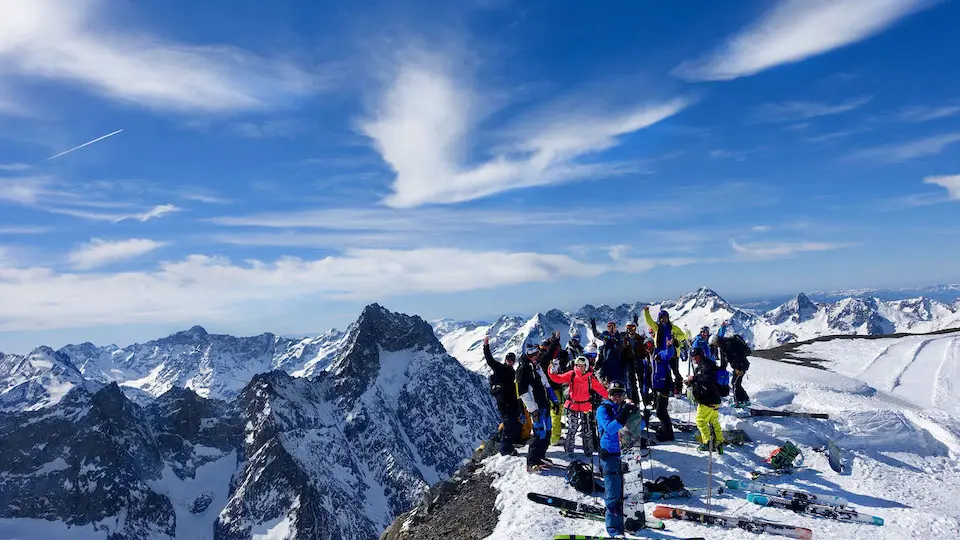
[716,369,730,397]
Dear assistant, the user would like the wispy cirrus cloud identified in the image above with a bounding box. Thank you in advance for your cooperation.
[893,105,960,122]
[359,49,693,208]
[0,162,30,171]
[730,239,854,259]
[924,175,960,200]
[0,0,328,113]
[673,0,940,81]
[0,176,180,222]
[752,96,872,123]
[0,225,49,235]
[848,132,960,162]
[68,238,166,270]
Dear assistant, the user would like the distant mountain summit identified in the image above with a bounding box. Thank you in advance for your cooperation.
[0,305,499,540]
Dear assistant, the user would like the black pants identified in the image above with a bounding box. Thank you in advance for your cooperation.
[653,391,674,441]
[669,357,683,394]
[626,365,641,404]
[733,369,750,403]
[499,407,520,454]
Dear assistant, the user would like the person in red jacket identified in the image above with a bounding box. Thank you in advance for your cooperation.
[549,355,609,458]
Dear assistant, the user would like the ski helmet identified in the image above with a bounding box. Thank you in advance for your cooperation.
[691,347,704,360]
[658,310,669,320]
[569,331,581,342]
[608,380,626,395]
[525,342,539,355]
[708,334,719,346]
[574,355,588,367]
[585,343,598,357]
[700,326,710,335]
[625,320,637,329]
[505,352,517,362]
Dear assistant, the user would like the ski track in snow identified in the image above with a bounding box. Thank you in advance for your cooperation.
[475,337,960,540]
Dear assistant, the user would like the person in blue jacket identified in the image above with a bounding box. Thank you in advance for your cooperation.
[689,326,716,362]
[595,380,640,536]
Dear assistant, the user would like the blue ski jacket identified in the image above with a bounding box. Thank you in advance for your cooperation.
[595,399,625,454]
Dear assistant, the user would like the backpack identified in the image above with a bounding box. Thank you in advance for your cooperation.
[716,369,730,397]
[644,475,685,494]
[565,460,600,494]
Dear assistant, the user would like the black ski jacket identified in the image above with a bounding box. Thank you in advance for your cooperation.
[484,343,519,414]
[692,359,722,406]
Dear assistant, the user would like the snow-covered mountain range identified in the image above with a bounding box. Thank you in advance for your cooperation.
[0,304,499,540]
[433,287,960,372]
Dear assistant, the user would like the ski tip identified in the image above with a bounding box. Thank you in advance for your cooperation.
[746,493,769,505]
[723,479,742,489]
[873,516,885,526]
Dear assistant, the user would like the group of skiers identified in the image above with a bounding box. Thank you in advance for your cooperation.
[482,306,754,537]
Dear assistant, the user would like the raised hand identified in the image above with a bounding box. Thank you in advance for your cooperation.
[483,335,490,345]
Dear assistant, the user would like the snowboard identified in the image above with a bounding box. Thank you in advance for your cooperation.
[725,479,849,507]
[748,407,829,419]
[618,409,649,450]
[652,505,813,539]
[746,493,884,526]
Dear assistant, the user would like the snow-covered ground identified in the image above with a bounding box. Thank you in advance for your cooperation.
[476,330,960,539]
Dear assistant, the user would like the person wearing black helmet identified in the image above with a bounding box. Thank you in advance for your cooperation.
[595,380,641,536]
[684,347,726,454]
[482,336,521,456]
[517,332,561,472]
[620,314,644,404]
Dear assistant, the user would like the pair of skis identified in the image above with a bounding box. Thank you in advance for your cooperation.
[747,407,829,419]
[555,534,705,540]
[652,505,813,539]
[746,493,884,526]
[527,493,662,532]
[725,479,848,507]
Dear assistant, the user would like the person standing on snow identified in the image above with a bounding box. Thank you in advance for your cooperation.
[590,318,625,385]
[548,355,609,458]
[684,347,726,453]
[517,333,561,472]
[482,336,521,456]
[566,330,585,359]
[689,326,717,363]
[717,333,752,407]
[643,307,687,397]
[620,314,645,404]
[595,381,640,537]
[542,336,570,446]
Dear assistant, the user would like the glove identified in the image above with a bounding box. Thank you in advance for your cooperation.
[546,386,559,404]
[552,401,561,415]
[616,403,638,424]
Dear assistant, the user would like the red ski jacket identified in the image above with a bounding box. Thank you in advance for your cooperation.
[548,367,609,412]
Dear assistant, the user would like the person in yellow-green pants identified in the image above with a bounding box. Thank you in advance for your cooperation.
[685,347,725,454]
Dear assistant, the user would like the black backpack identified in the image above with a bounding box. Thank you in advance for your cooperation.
[644,474,685,493]
[565,460,600,494]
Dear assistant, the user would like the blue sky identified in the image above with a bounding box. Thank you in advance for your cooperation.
[1,0,959,352]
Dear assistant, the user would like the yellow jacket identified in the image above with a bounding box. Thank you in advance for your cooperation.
[643,308,687,352]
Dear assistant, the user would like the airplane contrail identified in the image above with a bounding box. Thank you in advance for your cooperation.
[43,128,124,161]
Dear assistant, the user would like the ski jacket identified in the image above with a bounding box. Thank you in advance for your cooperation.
[590,320,624,384]
[547,367,609,412]
[596,399,633,455]
[689,335,716,362]
[516,340,559,413]
[565,341,584,362]
[620,332,644,376]
[719,335,751,371]
[483,343,519,413]
[651,347,673,391]
[692,358,722,406]
[643,310,687,354]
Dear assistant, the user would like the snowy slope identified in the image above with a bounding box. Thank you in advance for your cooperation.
[0,346,100,412]
[469,330,960,540]
[434,288,960,367]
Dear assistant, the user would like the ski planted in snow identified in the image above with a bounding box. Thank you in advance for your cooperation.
[725,479,849,507]
[813,438,845,473]
[652,505,813,539]
[748,407,829,419]
[746,493,884,526]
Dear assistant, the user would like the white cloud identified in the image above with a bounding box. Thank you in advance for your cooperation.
[752,96,872,123]
[895,105,960,122]
[0,162,30,171]
[68,238,165,270]
[924,175,960,200]
[0,248,606,331]
[751,225,772,232]
[359,50,692,208]
[0,0,324,113]
[730,239,853,259]
[0,176,180,222]
[849,132,960,162]
[50,203,180,223]
[0,225,48,234]
[673,0,939,81]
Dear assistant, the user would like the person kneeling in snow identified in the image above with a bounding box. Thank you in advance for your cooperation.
[548,355,609,458]
[685,347,726,453]
[595,380,640,536]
